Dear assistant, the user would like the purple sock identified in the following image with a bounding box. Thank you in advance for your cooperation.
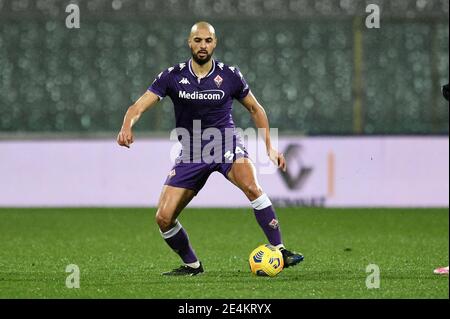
[251,194,283,247]
[160,221,198,264]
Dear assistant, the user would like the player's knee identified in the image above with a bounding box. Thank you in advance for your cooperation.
[243,183,263,201]
[155,210,175,232]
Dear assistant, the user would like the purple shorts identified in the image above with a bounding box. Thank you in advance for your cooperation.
[164,142,249,194]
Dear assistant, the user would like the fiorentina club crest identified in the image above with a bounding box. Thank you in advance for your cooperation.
[214,75,223,88]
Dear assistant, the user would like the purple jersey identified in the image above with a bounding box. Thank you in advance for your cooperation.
[148,59,251,191]
[148,59,250,133]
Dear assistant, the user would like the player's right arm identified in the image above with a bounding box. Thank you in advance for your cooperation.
[117,90,160,148]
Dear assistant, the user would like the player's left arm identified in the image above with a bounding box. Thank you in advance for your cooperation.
[239,91,286,172]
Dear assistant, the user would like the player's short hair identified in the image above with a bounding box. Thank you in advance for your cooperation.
[189,21,216,39]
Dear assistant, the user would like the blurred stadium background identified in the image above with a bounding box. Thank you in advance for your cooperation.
[0,0,448,136]
[0,0,448,299]
[0,0,448,208]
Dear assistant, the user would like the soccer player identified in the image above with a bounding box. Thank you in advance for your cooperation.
[117,21,304,276]
[433,83,449,276]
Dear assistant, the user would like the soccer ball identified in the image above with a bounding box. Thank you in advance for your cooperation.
[249,244,284,277]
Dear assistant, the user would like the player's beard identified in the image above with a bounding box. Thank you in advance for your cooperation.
[191,49,213,66]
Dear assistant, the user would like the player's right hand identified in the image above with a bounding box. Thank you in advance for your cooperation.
[117,129,134,148]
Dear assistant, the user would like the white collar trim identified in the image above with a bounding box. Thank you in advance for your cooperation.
[188,59,215,79]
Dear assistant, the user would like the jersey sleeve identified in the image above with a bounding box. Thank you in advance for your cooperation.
[147,68,171,99]
[231,67,250,100]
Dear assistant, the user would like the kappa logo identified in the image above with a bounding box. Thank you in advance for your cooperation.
[179,77,190,85]
[214,75,223,88]
[168,169,176,178]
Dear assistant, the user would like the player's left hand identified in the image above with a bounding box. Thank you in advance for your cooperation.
[268,148,286,172]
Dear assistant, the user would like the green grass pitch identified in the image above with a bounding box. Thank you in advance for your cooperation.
[0,208,448,298]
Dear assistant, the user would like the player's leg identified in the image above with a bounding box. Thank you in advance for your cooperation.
[156,161,213,276]
[226,158,282,246]
[155,185,203,276]
[226,157,304,268]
